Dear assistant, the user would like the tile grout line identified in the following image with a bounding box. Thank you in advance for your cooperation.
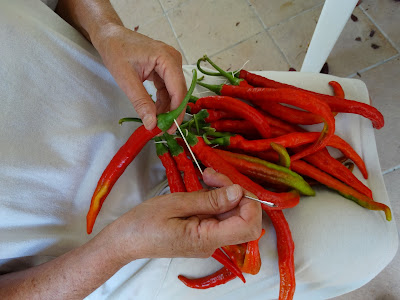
[245,0,291,69]
[382,165,400,176]
[359,4,400,54]
[158,0,191,65]
[265,2,325,70]
[267,2,324,31]
[347,53,400,78]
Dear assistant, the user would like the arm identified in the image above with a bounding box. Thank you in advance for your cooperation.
[56,0,187,133]
[0,168,261,299]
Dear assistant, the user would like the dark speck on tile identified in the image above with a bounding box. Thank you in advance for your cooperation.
[371,43,380,49]
[351,14,358,22]
[369,30,375,38]
[355,37,362,42]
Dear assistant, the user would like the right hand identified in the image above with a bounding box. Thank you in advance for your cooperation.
[100,168,262,264]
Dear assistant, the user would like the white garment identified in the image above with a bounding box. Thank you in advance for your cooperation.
[0,1,398,299]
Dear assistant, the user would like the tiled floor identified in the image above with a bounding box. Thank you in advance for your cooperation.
[110,0,399,299]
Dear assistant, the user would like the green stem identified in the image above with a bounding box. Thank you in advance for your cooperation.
[157,69,197,132]
[154,137,168,156]
[164,133,184,157]
[198,55,242,86]
[196,81,223,94]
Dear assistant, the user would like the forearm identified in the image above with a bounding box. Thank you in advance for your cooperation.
[55,0,123,43]
[0,227,127,300]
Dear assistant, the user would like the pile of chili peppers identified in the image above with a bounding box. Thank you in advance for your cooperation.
[86,56,392,299]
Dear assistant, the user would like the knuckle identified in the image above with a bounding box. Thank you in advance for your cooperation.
[207,189,222,213]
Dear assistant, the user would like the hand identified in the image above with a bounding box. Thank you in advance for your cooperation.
[92,23,187,133]
[101,168,262,264]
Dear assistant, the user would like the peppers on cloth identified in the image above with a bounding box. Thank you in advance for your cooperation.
[86,69,198,234]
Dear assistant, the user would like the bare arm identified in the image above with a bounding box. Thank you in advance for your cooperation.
[56,0,187,133]
[0,169,261,299]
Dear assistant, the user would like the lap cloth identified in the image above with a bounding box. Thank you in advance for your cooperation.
[0,1,398,299]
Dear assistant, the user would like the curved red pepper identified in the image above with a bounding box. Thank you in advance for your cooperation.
[185,134,300,210]
[238,70,384,129]
[86,70,198,234]
[87,125,161,234]
[155,138,186,193]
[195,96,272,139]
[242,228,265,275]
[178,267,236,289]
[265,210,296,300]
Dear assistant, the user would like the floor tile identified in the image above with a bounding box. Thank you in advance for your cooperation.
[110,0,164,30]
[167,0,264,64]
[134,15,187,64]
[333,169,400,300]
[268,5,322,71]
[269,6,398,77]
[327,6,399,77]
[249,0,323,28]
[207,31,290,72]
[357,56,400,171]
[159,0,188,12]
[361,0,400,49]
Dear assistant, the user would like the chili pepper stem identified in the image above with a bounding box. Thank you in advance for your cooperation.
[157,69,197,132]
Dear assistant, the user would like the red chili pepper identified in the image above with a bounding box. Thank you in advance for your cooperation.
[208,119,287,138]
[237,70,384,129]
[256,151,391,221]
[222,243,247,270]
[184,132,300,209]
[212,148,315,196]
[155,137,186,193]
[87,125,162,234]
[164,133,203,192]
[207,132,368,178]
[253,81,344,125]
[195,96,272,139]
[211,248,246,283]
[164,133,246,283]
[178,267,236,289]
[196,83,335,162]
[265,210,296,300]
[242,228,265,275]
[187,103,242,122]
[86,70,198,234]
[329,80,345,99]
[300,148,372,198]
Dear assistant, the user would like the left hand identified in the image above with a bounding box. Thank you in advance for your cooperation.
[92,23,187,133]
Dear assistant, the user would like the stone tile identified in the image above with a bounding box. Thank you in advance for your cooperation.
[159,0,188,12]
[268,5,322,71]
[249,0,323,28]
[269,6,398,77]
[361,0,400,49]
[110,0,163,30]
[208,32,290,72]
[332,169,400,300]
[168,0,264,64]
[327,6,399,77]
[135,15,188,64]
[357,56,400,171]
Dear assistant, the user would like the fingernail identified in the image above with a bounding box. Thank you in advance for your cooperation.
[207,168,216,174]
[143,114,155,130]
[226,185,240,202]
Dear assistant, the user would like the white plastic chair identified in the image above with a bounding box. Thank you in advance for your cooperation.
[300,0,359,73]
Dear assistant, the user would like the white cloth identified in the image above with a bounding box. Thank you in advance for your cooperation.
[0,1,398,299]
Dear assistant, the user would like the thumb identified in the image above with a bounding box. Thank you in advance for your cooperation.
[172,185,243,217]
